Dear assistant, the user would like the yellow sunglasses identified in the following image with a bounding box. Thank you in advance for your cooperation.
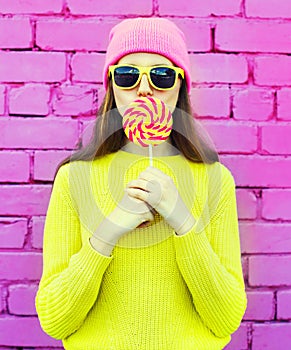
[108,65,184,91]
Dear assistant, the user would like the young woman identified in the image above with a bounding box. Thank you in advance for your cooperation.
[35,17,247,350]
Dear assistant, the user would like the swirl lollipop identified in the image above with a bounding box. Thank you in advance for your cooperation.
[122,96,173,165]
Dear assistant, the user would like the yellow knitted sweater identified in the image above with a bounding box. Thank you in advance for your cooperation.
[35,149,247,350]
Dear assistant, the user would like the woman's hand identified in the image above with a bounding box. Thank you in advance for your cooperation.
[125,167,196,235]
[106,190,155,237]
[90,191,155,256]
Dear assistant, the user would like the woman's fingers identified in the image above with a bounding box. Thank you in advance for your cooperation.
[125,166,194,233]
[126,182,162,209]
[126,179,149,192]
[126,187,149,201]
[126,166,178,219]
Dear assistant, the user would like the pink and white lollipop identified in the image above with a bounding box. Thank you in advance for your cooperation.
[122,96,173,164]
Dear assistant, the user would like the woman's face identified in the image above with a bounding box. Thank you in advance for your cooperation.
[112,52,182,115]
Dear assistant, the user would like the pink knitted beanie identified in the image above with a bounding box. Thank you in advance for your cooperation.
[103,17,191,93]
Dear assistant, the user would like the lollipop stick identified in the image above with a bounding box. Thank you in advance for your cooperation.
[149,144,153,167]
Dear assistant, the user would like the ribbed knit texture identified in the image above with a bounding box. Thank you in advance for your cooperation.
[35,149,247,350]
[103,17,192,93]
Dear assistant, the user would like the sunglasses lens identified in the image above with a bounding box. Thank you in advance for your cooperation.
[114,66,139,88]
[150,67,176,89]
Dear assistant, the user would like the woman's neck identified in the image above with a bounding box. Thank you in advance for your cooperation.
[122,140,180,156]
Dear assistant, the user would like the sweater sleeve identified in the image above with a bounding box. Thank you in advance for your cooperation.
[35,164,113,340]
[174,165,247,338]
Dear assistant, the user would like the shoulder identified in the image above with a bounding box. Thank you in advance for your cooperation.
[205,161,235,186]
[53,160,91,193]
[54,155,110,181]
[218,163,236,195]
[53,163,70,187]
[53,154,114,193]
[186,160,235,188]
[215,162,235,186]
[54,152,117,178]
[213,163,237,211]
[192,160,237,206]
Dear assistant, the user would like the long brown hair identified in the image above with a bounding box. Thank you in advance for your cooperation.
[54,79,219,178]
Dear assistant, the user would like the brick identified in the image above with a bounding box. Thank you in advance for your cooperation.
[240,223,291,254]
[252,324,291,350]
[36,19,116,51]
[9,84,50,116]
[0,118,79,149]
[159,0,241,16]
[190,54,248,84]
[243,291,274,320]
[277,290,291,319]
[72,53,105,83]
[0,52,66,83]
[236,189,257,220]
[0,0,63,14]
[0,151,30,182]
[0,185,51,215]
[67,0,151,15]
[223,323,248,350]
[190,87,230,117]
[233,88,274,121]
[0,252,42,280]
[216,19,291,53]
[262,190,291,220]
[249,255,291,286]
[220,156,291,187]
[0,316,62,347]
[0,85,5,114]
[0,218,27,248]
[31,216,45,249]
[277,89,291,121]
[171,20,211,52]
[0,18,32,49]
[52,85,96,116]
[214,2,243,16]
[8,284,38,315]
[254,56,291,86]
[246,0,291,19]
[262,125,291,154]
[201,121,257,153]
[34,150,73,181]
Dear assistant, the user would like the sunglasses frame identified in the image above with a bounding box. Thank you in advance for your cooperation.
[108,64,185,91]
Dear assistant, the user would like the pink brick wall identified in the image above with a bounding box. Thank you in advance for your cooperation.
[0,1,290,349]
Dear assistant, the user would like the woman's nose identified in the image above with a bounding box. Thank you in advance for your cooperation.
[137,74,153,96]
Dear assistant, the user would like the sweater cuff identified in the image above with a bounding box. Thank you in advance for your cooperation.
[69,237,113,281]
